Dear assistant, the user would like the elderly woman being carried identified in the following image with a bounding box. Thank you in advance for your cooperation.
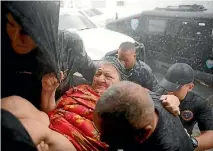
[1,57,130,151]
[1,56,180,151]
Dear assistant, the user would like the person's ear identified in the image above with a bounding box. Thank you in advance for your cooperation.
[117,49,121,55]
[134,125,152,144]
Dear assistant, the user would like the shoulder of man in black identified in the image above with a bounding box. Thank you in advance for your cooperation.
[105,50,118,57]
[144,92,194,151]
[181,91,213,132]
[58,30,96,84]
[129,60,160,92]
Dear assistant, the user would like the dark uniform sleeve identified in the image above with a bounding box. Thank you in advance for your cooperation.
[149,91,161,100]
[138,62,160,92]
[195,97,213,131]
[55,31,96,98]
[154,87,169,95]
[60,30,97,83]
[105,50,118,57]
[67,32,96,83]
[78,52,96,82]
[146,72,160,93]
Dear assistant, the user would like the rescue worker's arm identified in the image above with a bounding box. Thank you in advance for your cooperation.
[59,30,96,84]
[194,100,213,150]
[149,91,180,116]
[139,67,161,93]
[105,50,118,57]
[77,52,96,83]
[195,131,213,151]
[21,119,77,151]
[149,75,161,92]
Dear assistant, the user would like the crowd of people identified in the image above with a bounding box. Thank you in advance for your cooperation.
[1,1,213,151]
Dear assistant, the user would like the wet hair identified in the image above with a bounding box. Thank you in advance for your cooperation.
[95,81,154,130]
[119,42,135,52]
[98,56,131,80]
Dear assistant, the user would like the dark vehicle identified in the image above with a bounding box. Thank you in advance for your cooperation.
[106,4,213,86]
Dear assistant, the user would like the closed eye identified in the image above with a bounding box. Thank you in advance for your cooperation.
[105,73,113,79]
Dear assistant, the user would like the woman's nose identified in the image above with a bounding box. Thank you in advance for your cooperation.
[97,74,105,82]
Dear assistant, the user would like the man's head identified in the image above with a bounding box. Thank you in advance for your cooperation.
[94,81,156,149]
[118,42,136,70]
[159,63,194,100]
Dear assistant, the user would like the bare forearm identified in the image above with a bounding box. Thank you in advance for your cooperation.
[21,119,76,151]
[41,90,56,113]
[195,131,213,150]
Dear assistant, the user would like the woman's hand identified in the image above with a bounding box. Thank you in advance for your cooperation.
[160,95,180,116]
[41,72,64,112]
[42,71,64,92]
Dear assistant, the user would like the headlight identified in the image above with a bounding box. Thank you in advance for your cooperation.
[206,59,213,69]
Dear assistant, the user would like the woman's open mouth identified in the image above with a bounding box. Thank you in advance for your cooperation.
[96,85,107,89]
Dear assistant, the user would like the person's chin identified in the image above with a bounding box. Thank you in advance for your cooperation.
[95,87,107,95]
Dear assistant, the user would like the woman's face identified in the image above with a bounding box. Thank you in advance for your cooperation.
[7,13,37,54]
[92,63,120,95]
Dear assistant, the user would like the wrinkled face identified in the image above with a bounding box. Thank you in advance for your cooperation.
[92,63,120,95]
[118,49,136,70]
[168,83,194,100]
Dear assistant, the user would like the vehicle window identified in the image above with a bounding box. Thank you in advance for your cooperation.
[196,22,210,40]
[84,9,96,17]
[60,1,64,7]
[91,1,106,8]
[178,21,195,38]
[117,1,125,6]
[84,9,103,17]
[59,14,96,30]
[148,19,167,34]
[166,20,180,36]
[91,9,103,15]
[178,21,210,40]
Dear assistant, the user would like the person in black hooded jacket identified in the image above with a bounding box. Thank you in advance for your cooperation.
[1,2,95,151]
[1,1,96,109]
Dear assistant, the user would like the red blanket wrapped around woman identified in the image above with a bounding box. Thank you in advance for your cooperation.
[48,85,108,151]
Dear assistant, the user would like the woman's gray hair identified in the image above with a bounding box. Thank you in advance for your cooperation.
[96,56,130,80]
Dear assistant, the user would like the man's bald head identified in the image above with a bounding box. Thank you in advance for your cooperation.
[94,81,155,148]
